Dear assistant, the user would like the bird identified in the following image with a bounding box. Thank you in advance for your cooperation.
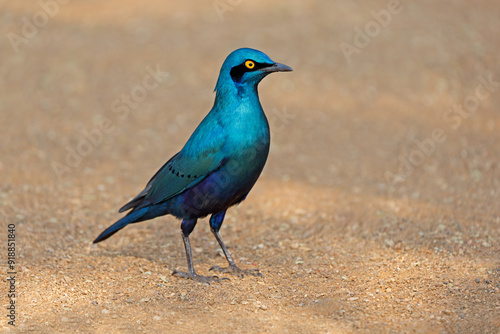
[93,48,292,283]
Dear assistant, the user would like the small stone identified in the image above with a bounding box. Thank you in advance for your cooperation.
[386,288,392,293]
[470,169,482,182]
[153,315,161,321]
[102,309,110,315]
[475,278,480,283]
[384,239,395,248]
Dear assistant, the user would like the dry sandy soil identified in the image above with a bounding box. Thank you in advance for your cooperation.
[1,0,499,333]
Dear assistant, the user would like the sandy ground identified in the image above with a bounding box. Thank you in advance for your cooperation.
[1,0,499,332]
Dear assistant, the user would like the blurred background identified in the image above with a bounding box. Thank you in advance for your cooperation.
[1,0,499,332]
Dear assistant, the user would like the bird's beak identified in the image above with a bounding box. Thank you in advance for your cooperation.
[264,62,293,73]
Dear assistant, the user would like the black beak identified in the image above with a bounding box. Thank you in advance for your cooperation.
[264,62,293,73]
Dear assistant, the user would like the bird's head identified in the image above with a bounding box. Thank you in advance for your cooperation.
[214,48,292,97]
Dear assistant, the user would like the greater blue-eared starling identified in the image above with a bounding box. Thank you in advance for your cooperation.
[93,48,292,283]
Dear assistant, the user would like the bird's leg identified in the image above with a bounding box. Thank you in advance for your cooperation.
[208,211,263,278]
[210,229,263,278]
[172,219,228,284]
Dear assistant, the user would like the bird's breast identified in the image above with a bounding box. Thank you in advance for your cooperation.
[212,95,271,188]
[228,115,270,169]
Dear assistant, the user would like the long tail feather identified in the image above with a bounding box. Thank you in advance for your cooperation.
[93,207,149,243]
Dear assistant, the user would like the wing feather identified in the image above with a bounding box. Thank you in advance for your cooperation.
[119,120,228,213]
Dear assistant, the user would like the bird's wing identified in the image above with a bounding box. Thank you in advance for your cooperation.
[119,138,227,213]
[118,153,179,213]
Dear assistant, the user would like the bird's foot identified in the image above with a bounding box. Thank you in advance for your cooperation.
[172,270,230,284]
[209,264,263,278]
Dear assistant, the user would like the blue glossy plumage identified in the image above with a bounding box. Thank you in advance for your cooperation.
[93,48,292,277]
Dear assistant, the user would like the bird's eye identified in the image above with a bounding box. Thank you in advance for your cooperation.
[245,60,255,69]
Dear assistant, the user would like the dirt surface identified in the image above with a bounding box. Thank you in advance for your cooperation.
[1,0,500,333]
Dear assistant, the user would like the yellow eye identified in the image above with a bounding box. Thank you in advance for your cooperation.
[245,60,255,69]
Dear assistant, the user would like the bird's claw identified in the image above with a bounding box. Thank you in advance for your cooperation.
[209,265,263,278]
[172,270,230,284]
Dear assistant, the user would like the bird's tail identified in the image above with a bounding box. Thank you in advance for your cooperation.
[93,207,149,243]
